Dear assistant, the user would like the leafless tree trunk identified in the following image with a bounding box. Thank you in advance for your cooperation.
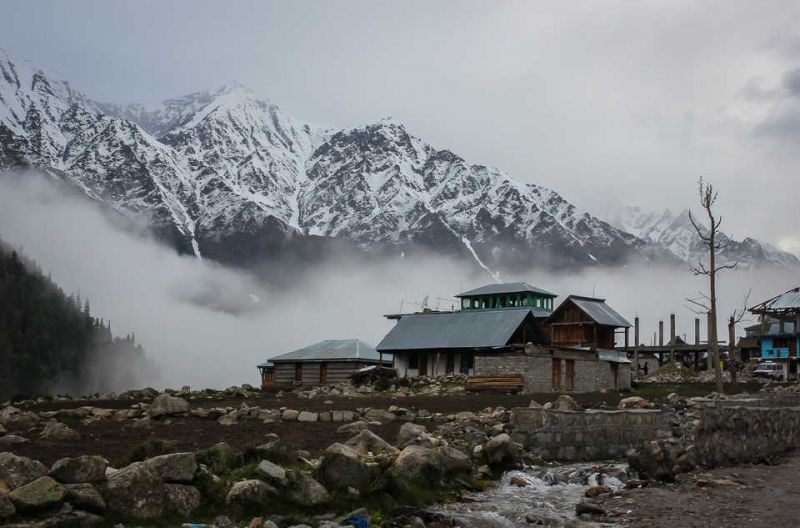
[686,178,737,395]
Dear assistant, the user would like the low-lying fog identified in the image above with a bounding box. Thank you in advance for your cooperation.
[0,173,794,391]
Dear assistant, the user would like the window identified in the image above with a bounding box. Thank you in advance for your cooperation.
[408,353,419,369]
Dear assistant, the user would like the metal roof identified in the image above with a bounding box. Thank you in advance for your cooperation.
[456,282,557,298]
[262,339,385,365]
[555,295,632,327]
[753,321,796,336]
[376,308,534,351]
[750,287,800,314]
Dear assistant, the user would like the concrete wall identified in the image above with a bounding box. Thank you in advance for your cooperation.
[474,352,630,393]
[510,407,669,461]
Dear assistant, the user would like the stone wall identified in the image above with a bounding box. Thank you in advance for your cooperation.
[475,352,630,393]
[691,404,800,467]
[509,407,669,461]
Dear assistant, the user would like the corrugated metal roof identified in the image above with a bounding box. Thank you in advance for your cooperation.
[759,321,796,336]
[771,289,800,310]
[457,282,556,298]
[560,295,632,327]
[263,339,385,364]
[376,308,534,351]
[597,349,631,364]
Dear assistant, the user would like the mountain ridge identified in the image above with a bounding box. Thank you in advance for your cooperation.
[0,48,795,273]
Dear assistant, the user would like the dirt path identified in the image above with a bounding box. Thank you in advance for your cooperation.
[608,453,800,527]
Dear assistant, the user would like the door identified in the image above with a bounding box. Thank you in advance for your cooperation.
[565,360,575,391]
[320,363,328,384]
[551,359,561,391]
[419,352,428,376]
[294,363,303,382]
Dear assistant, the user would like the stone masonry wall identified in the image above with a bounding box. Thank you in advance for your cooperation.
[691,404,800,467]
[475,353,630,393]
[509,407,669,461]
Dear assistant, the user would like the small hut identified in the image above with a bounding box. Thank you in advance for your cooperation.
[258,339,390,387]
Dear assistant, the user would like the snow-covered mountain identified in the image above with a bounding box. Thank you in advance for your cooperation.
[0,48,794,273]
[611,207,799,269]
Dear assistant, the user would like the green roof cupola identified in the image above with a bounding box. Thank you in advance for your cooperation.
[455,282,557,313]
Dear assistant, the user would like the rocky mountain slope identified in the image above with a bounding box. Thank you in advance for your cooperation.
[0,48,794,273]
[611,207,799,269]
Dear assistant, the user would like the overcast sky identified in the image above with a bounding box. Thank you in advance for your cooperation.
[3,0,799,253]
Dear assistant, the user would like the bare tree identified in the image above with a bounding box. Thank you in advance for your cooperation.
[686,177,737,394]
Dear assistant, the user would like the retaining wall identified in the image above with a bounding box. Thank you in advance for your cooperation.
[509,407,669,460]
[692,404,800,466]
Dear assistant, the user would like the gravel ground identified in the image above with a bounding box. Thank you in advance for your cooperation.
[607,452,800,527]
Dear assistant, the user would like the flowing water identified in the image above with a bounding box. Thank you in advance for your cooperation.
[432,463,627,527]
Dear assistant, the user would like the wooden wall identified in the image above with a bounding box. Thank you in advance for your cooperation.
[272,361,377,386]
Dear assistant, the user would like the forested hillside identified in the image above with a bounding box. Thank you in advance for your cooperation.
[0,240,155,399]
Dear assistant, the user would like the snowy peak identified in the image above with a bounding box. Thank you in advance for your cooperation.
[1,47,795,273]
[611,206,799,268]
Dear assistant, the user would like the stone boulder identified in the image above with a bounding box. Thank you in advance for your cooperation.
[281,409,299,421]
[0,452,48,489]
[396,422,428,447]
[297,411,319,423]
[103,462,167,519]
[337,421,369,435]
[226,479,277,512]
[50,455,108,483]
[483,433,521,469]
[40,420,80,441]
[0,410,40,430]
[164,483,201,516]
[627,439,689,482]
[550,395,581,411]
[65,483,106,513]
[0,493,14,519]
[364,409,396,423]
[318,443,373,493]
[345,430,399,457]
[288,474,330,505]
[393,446,443,481]
[0,434,29,448]
[144,452,197,483]
[255,460,287,485]
[618,396,654,409]
[147,394,190,418]
[8,476,66,512]
[436,446,472,474]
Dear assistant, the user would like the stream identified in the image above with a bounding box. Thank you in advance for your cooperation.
[432,463,627,527]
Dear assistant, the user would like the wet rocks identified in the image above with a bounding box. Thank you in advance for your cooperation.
[584,485,611,498]
[8,476,66,512]
[0,452,48,489]
[393,446,443,481]
[50,455,108,483]
[147,394,190,418]
[483,433,520,469]
[0,493,15,518]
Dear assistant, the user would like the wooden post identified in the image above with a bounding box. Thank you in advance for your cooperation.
[634,316,640,379]
[694,318,700,345]
[624,327,629,350]
[670,313,676,363]
[658,320,664,363]
[728,316,737,383]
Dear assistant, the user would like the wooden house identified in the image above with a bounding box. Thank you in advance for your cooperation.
[546,295,631,350]
[257,339,390,387]
[748,288,800,379]
[377,282,556,378]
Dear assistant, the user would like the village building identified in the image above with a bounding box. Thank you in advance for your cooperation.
[376,282,556,378]
[377,283,632,393]
[257,339,389,387]
[748,287,800,379]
